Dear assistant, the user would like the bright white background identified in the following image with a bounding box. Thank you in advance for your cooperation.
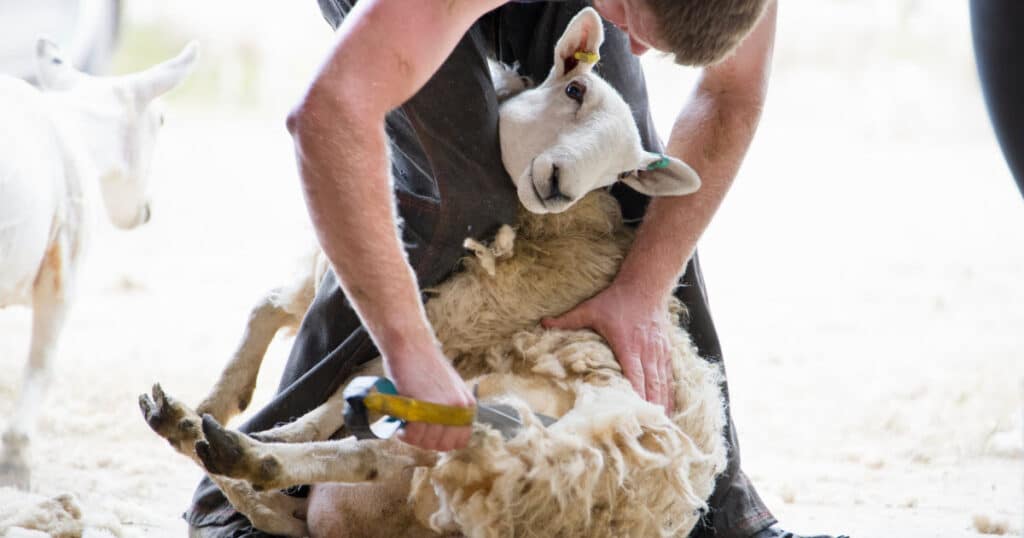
[1,1,1021,536]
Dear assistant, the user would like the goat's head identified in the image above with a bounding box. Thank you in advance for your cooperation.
[498,8,700,214]
[35,39,199,229]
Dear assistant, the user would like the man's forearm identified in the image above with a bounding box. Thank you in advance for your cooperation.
[286,0,506,366]
[290,102,437,359]
[284,0,510,450]
[615,90,765,299]
[616,0,777,299]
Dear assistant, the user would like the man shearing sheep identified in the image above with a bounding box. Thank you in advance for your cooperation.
[186,2,847,537]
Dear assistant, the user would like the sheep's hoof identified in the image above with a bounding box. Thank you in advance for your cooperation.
[0,457,30,490]
[196,414,282,491]
[139,383,203,453]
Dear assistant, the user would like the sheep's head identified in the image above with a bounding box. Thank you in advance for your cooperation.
[35,39,198,229]
[498,7,700,214]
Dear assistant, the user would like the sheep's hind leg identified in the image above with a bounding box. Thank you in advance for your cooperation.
[195,289,305,425]
[215,480,309,537]
[196,415,415,492]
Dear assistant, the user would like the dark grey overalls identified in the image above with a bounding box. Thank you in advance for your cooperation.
[185,2,776,536]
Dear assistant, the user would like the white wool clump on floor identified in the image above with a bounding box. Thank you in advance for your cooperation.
[971,513,1010,535]
[0,488,123,538]
[985,430,1023,459]
[0,490,83,538]
[2,529,51,538]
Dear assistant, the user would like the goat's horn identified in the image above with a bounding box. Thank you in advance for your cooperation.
[133,41,200,102]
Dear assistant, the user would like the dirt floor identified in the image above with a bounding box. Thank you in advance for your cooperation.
[1,2,1022,537]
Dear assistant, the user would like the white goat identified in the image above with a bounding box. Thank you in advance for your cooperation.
[141,8,725,537]
[0,39,198,489]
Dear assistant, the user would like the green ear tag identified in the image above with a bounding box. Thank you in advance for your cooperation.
[646,156,670,171]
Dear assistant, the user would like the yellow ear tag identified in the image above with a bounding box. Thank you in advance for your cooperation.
[573,50,600,64]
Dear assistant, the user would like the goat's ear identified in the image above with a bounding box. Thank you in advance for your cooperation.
[553,7,605,79]
[130,41,200,103]
[35,38,85,90]
[620,153,702,197]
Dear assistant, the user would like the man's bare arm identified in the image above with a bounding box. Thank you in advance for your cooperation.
[287,0,504,451]
[615,0,777,301]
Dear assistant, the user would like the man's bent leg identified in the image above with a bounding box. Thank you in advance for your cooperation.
[678,255,777,537]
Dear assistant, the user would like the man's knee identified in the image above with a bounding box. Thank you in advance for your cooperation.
[308,483,405,538]
[306,484,349,538]
[306,473,433,538]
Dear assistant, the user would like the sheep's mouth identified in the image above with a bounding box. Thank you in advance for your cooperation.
[529,166,547,210]
[528,162,571,212]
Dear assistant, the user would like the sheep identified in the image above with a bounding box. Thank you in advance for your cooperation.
[141,8,727,537]
[0,39,198,490]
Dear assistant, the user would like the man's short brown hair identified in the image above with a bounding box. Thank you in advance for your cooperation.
[645,0,770,66]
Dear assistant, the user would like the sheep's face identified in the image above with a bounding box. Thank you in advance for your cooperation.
[498,8,700,214]
[35,39,198,229]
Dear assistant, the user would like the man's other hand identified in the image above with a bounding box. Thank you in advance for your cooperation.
[542,283,675,414]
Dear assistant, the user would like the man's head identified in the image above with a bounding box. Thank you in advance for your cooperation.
[593,0,770,65]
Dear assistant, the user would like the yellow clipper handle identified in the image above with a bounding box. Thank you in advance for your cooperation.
[364,392,476,427]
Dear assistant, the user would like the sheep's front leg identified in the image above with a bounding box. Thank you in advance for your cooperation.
[253,358,383,444]
[139,383,205,458]
[250,385,349,444]
[196,416,419,492]
[138,385,309,537]
[1,246,70,490]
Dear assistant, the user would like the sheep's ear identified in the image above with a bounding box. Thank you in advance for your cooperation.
[129,41,200,103]
[35,38,85,90]
[552,7,605,79]
[620,153,702,197]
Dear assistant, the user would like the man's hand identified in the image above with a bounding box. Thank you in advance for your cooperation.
[387,347,475,452]
[543,282,675,414]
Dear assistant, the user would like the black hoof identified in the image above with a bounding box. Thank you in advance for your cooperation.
[196,414,242,476]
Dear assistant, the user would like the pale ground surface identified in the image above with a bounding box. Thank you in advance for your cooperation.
[1,1,1021,537]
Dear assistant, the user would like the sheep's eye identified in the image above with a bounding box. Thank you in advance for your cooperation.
[565,80,587,103]
[159,113,165,127]
[618,171,632,180]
